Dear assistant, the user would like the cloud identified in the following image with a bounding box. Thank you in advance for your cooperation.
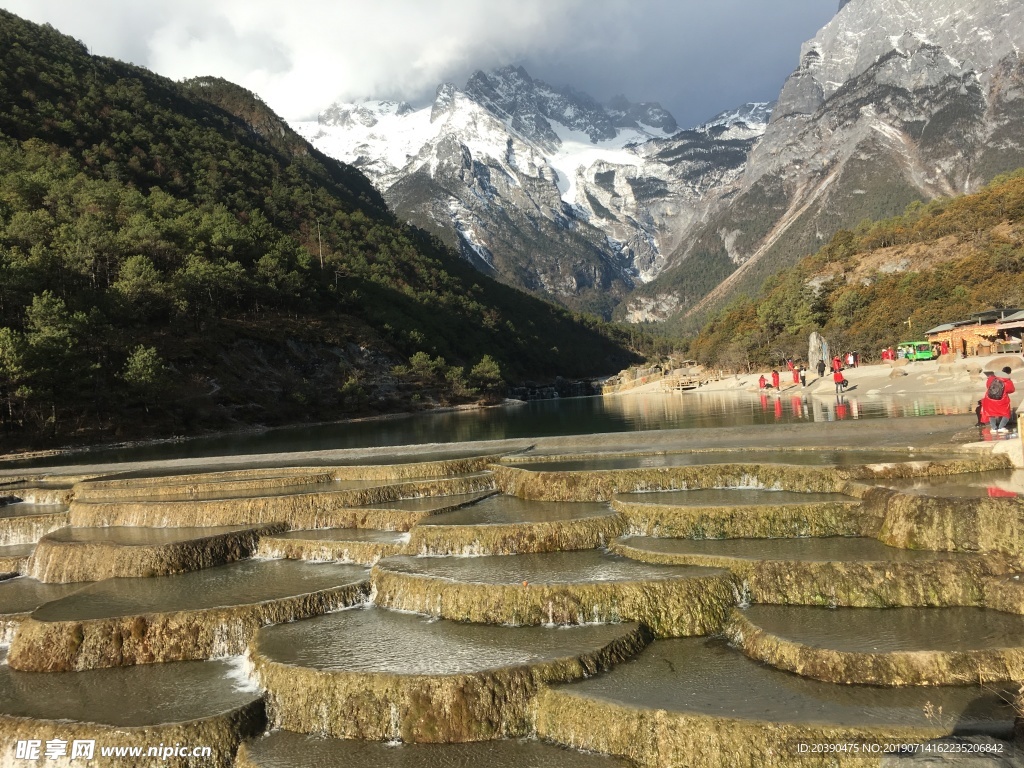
[1,0,836,126]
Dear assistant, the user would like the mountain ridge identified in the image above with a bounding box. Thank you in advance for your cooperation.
[624,0,1024,329]
[0,10,640,449]
[297,66,770,317]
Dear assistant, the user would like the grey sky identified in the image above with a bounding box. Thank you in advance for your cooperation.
[1,0,839,128]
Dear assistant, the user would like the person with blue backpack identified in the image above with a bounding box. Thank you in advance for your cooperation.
[982,366,1016,434]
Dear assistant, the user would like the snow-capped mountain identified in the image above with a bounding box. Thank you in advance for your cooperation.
[624,0,1024,324]
[699,102,775,134]
[294,66,768,316]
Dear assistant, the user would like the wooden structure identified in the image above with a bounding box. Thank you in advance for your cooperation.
[925,308,1024,357]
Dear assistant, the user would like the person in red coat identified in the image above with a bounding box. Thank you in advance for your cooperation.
[833,369,846,395]
[983,366,1016,433]
[771,370,780,389]
[832,355,842,372]
[758,374,767,390]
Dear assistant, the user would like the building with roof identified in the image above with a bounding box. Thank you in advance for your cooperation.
[925,308,1024,356]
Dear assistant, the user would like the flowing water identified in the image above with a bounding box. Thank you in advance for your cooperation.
[348,492,494,512]
[0,390,1011,763]
[40,524,262,546]
[31,560,368,621]
[271,528,408,545]
[377,550,723,585]
[620,536,974,563]
[255,606,639,674]
[419,496,613,526]
[0,503,69,520]
[614,488,854,506]
[0,652,258,726]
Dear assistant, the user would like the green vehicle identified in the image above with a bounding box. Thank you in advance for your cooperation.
[898,341,936,361]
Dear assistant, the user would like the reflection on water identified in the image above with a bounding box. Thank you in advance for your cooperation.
[566,638,1014,730]
[3,391,976,469]
[521,450,953,472]
[886,470,1024,498]
[740,605,1024,654]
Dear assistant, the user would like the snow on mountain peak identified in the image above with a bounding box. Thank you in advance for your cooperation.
[776,0,1024,118]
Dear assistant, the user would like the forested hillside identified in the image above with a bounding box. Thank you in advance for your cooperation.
[0,12,640,450]
[686,171,1024,368]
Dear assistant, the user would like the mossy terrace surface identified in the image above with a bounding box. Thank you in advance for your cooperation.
[256,528,409,564]
[372,551,735,637]
[612,535,1000,608]
[726,605,1024,686]
[407,497,623,555]
[67,474,496,529]
[0,656,263,768]
[3,437,1024,765]
[0,504,70,546]
[7,560,370,670]
[536,639,1016,768]
[250,608,650,742]
[612,489,865,539]
[72,454,505,502]
[28,523,284,583]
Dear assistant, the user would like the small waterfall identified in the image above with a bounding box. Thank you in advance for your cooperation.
[731,579,751,609]
[386,704,402,744]
[225,653,261,693]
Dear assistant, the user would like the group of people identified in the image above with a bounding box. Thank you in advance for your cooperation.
[758,354,857,393]
[979,366,1017,434]
[758,361,808,391]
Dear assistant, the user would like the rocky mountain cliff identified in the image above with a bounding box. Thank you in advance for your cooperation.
[626,0,1024,327]
[297,0,1023,326]
[295,68,769,317]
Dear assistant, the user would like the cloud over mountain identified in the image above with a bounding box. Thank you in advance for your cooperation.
[2,0,835,127]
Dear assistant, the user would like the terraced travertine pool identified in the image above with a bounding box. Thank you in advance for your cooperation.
[0,427,1021,767]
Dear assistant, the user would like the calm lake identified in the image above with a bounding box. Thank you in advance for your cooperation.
[2,390,977,469]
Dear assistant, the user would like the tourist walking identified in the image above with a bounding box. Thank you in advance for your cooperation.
[833,369,846,395]
[816,359,826,379]
[771,369,780,390]
[792,366,800,385]
[982,366,1016,434]
[799,365,807,387]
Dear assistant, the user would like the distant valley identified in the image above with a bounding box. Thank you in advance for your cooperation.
[296,0,1024,326]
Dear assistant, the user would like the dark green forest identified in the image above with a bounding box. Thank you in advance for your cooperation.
[0,12,644,450]
[686,170,1024,368]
